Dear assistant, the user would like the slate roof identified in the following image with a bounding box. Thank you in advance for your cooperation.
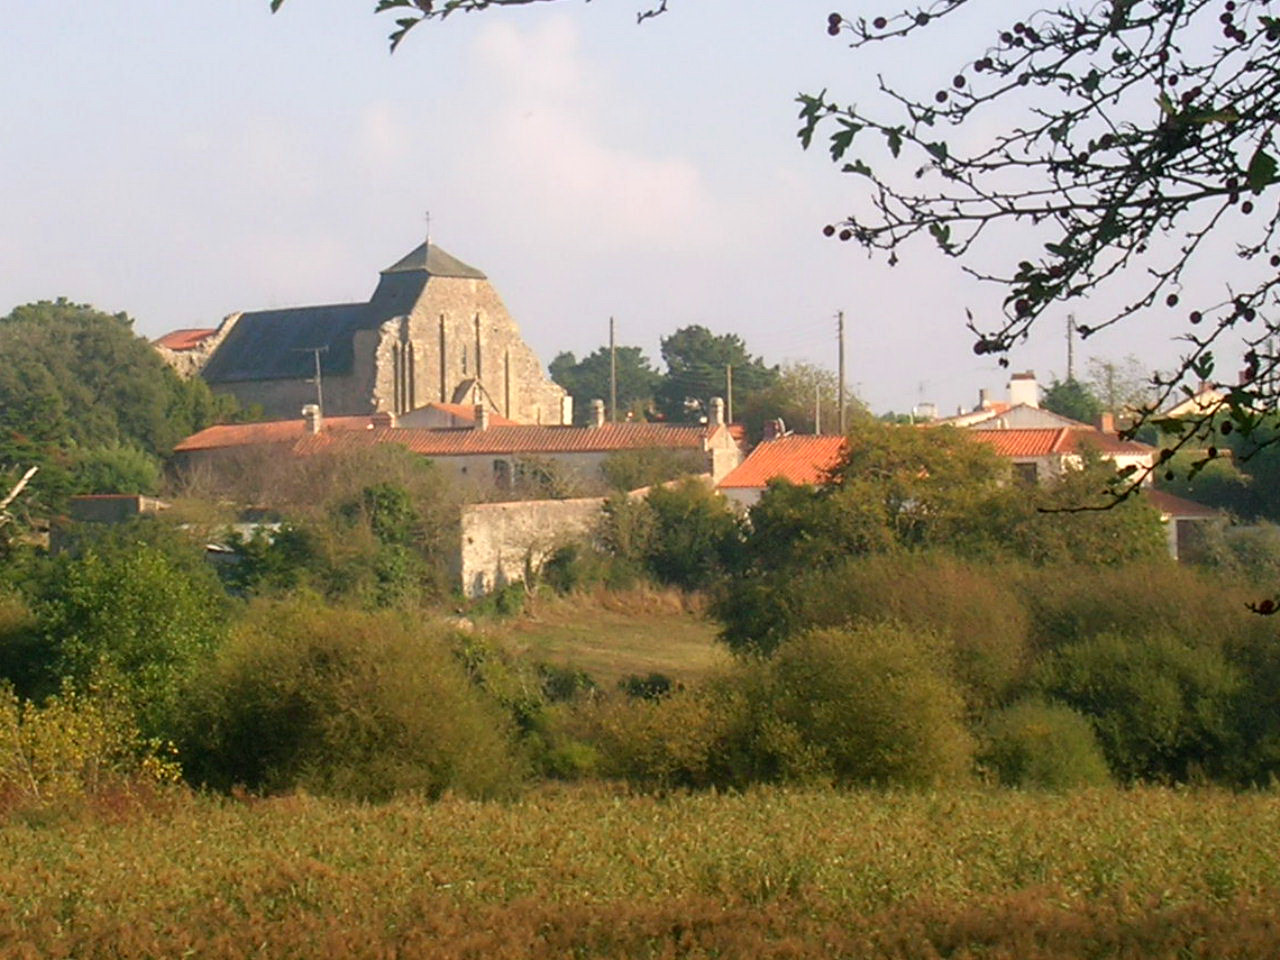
[154,328,217,350]
[200,243,485,384]
[200,303,373,383]
[381,242,487,278]
[717,435,848,490]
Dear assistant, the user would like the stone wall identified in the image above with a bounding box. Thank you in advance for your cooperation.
[457,496,605,597]
[372,275,569,425]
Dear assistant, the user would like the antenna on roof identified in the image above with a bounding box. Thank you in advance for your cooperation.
[293,346,328,414]
[424,210,432,255]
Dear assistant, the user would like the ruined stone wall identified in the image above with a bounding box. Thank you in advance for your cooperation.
[457,496,605,597]
[153,313,242,379]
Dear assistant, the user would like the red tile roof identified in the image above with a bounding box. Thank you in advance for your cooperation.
[968,427,1153,459]
[426,402,517,427]
[717,435,848,490]
[176,418,722,457]
[173,416,386,452]
[154,328,217,351]
[296,422,718,457]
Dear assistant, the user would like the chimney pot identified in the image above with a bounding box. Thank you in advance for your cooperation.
[302,404,322,435]
[589,399,606,428]
[474,403,490,431]
[978,388,992,409]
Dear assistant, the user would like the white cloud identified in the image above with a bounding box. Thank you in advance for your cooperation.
[465,17,719,252]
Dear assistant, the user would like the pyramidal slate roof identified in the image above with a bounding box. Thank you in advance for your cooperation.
[381,242,487,279]
[201,243,483,384]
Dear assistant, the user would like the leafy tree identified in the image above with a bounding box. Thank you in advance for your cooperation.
[1041,377,1102,425]
[736,361,861,440]
[549,346,662,425]
[655,325,777,423]
[27,520,229,736]
[0,299,234,513]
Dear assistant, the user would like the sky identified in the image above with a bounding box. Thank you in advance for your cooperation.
[0,0,1242,416]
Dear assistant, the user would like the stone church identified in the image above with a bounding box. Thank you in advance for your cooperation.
[155,242,571,424]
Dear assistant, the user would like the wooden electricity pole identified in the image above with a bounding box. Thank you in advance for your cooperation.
[837,310,847,435]
[609,316,617,423]
[726,364,734,423]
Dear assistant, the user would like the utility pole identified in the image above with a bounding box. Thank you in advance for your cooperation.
[837,310,847,435]
[814,380,821,434]
[726,364,734,423]
[609,316,617,422]
[1066,315,1076,382]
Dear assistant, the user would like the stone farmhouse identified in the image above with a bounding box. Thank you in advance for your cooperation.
[155,242,570,425]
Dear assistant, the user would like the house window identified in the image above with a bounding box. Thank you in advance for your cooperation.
[493,459,512,490]
[1013,462,1038,484]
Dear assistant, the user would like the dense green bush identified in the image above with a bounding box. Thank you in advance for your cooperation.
[766,626,974,788]
[979,698,1111,789]
[582,623,972,791]
[642,480,742,589]
[1037,631,1242,782]
[180,601,522,800]
[29,520,228,737]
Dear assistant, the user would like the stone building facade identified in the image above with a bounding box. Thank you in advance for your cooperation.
[157,243,570,425]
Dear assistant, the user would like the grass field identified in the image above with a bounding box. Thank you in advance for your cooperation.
[5,786,1280,957]
[490,588,730,688]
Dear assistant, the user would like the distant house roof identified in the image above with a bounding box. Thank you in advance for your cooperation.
[426,402,518,427]
[968,427,1154,459]
[154,328,217,351]
[174,415,386,453]
[717,435,848,490]
[935,403,1091,430]
[297,422,719,458]
[1146,488,1223,520]
[381,242,487,279]
[175,417,723,458]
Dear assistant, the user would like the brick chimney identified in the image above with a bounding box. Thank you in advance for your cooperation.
[589,398,606,428]
[302,404,322,435]
[1097,411,1115,434]
[474,403,490,431]
[371,410,396,429]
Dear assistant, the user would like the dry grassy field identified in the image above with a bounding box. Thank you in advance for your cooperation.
[4,785,1280,958]
[490,587,730,688]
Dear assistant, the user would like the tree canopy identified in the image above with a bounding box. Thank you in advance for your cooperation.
[656,325,777,423]
[549,345,662,425]
[0,299,235,512]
